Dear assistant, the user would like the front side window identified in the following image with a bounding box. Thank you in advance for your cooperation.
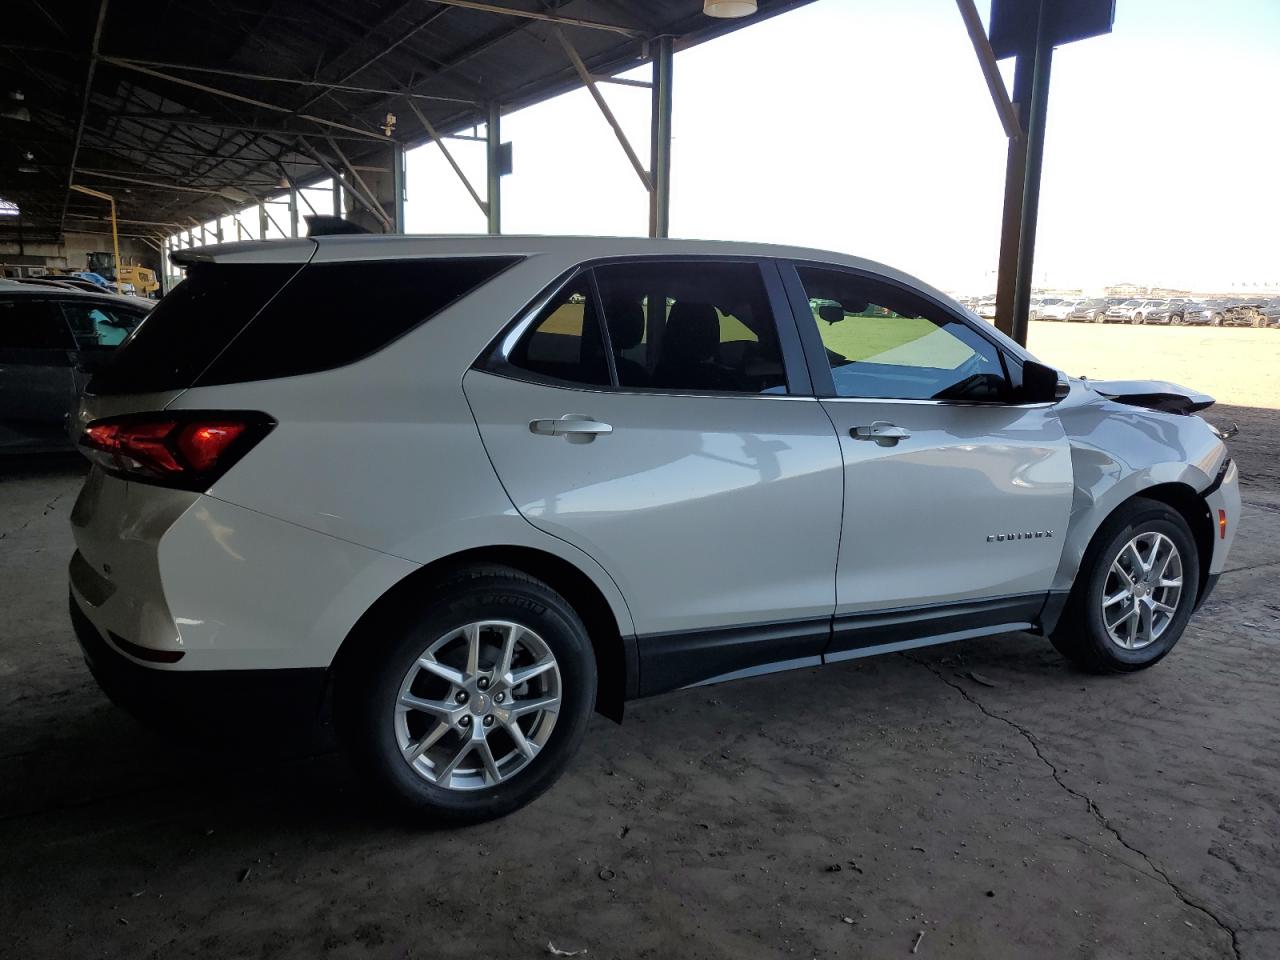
[503,260,789,395]
[794,265,1008,402]
[0,299,72,350]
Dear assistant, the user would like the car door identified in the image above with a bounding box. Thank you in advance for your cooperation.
[0,297,77,447]
[780,262,1074,660]
[464,258,845,694]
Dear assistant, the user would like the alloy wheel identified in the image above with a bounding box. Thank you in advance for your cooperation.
[394,620,562,790]
[1101,532,1184,651]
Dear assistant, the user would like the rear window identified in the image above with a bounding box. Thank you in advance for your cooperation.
[89,262,301,395]
[90,256,518,394]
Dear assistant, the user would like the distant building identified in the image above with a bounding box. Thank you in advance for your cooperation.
[1105,283,1146,298]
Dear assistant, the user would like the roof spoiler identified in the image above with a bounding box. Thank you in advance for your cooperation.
[305,214,370,236]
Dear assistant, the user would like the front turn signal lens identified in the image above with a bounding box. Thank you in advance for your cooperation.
[1218,509,1228,540]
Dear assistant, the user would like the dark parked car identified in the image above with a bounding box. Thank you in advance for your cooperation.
[1145,298,1193,325]
[1066,298,1109,322]
[1182,300,1228,326]
[0,282,151,452]
[1259,299,1280,328]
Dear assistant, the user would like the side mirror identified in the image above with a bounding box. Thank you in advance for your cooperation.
[1020,359,1070,404]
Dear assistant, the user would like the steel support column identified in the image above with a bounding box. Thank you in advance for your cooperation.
[648,36,674,239]
[993,0,1053,347]
[486,102,501,235]
[333,176,342,216]
[288,188,299,237]
[258,201,268,239]
[392,142,406,233]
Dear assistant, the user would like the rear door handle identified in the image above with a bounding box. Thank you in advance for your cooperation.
[529,414,613,443]
[850,421,910,446]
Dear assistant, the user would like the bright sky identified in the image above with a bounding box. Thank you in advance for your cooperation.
[403,0,1280,296]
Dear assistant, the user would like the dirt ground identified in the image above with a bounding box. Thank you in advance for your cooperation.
[2,324,1278,960]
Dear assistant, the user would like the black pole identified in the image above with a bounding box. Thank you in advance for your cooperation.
[992,53,1033,340]
[1010,1,1055,347]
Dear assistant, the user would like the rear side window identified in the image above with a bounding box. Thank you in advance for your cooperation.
[60,301,147,348]
[198,257,519,386]
[89,263,300,394]
[508,276,610,386]
[0,299,73,350]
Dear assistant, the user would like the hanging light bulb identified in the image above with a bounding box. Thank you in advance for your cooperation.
[704,0,756,17]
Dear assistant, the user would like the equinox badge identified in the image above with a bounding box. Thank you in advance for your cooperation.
[987,531,1054,542]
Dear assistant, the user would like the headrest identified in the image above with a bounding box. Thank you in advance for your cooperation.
[607,298,645,350]
[664,301,719,361]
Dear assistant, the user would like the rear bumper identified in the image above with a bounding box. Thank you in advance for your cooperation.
[71,590,327,729]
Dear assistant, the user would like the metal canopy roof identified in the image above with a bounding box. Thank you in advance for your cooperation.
[2,0,810,242]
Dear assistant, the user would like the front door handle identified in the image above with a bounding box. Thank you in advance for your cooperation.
[851,421,911,446]
[529,414,613,444]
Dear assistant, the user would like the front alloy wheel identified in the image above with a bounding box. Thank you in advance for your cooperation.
[1051,498,1200,673]
[1100,532,1183,650]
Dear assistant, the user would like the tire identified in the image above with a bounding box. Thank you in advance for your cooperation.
[1050,498,1201,673]
[1132,313,1145,325]
[1171,314,1183,326]
[335,565,597,823]
[1094,312,1105,323]
[1211,313,1223,327]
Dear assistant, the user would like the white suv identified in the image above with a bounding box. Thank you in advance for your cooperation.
[68,236,1240,822]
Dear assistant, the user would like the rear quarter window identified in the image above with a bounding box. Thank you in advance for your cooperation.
[89,256,519,394]
[197,257,520,386]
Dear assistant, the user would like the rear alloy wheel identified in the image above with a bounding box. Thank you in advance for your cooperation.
[1132,313,1145,325]
[1051,499,1200,673]
[1212,313,1223,326]
[1094,312,1106,323]
[337,566,596,822]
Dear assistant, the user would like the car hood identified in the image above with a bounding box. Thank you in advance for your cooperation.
[1083,378,1215,414]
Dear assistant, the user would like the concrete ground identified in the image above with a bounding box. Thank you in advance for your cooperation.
[2,327,1278,959]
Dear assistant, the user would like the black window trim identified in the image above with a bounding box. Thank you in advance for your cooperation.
[777,259,1026,406]
[478,254,814,399]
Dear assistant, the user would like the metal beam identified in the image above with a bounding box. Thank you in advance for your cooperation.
[61,0,110,234]
[954,0,1021,141]
[324,137,394,231]
[72,168,249,198]
[648,36,674,238]
[428,1,642,37]
[406,97,488,218]
[486,102,501,235]
[100,56,480,105]
[101,58,391,141]
[555,28,653,194]
[298,140,392,230]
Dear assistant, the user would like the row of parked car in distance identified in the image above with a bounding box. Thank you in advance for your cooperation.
[969,295,1280,327]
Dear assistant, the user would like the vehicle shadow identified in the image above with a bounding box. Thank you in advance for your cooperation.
[0,450,87,483]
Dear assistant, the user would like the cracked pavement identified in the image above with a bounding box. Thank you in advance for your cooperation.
[2,404,1278,959]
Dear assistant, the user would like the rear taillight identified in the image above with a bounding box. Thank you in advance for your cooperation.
[79,412,274,490]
